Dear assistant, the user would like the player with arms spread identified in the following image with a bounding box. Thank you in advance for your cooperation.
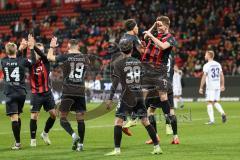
[199,50,227,125]
[105,39,162,156]
[47,37,90,151]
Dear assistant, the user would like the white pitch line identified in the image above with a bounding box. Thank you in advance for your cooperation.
[0,116,239,135]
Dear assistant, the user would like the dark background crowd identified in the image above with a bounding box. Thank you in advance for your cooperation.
[0,0,240,81]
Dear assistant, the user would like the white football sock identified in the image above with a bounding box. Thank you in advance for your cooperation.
[72,133,77,139]
[115,148,121,152]
[214,103,225,115]
[174,98,178,109]
[207,104,214,122]
[179,97,184,106]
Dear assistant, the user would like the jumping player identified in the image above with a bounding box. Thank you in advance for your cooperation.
[105,39,162,156]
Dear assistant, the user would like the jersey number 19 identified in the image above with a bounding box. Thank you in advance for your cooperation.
[69,62,84,79]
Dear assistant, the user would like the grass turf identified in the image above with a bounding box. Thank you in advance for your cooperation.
[0,102,239,160]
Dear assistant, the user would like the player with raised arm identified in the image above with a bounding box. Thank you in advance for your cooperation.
[105,39,162,156]
[142,16,179,144]
[25,35,57,147]
[47,37,90,151]
[199,50,227,125]
[0,42,34,150]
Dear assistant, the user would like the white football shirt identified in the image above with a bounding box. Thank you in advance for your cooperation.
[203,60,222,90]
[173,70,182,90]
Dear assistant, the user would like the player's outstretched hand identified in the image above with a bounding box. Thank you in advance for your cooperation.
[143,33,149,40]
[199,88,204,94]
[27,34,35,49]
[19,38,28,50]
[106,100,112,110]
[50,37,58,48]
[143,30,152,37]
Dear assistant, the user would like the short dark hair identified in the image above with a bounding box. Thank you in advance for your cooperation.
[119,39,133,54]
[36,42,44,47]
[124,19,137,31]
[108,42,120,54]
[156,16,170,27]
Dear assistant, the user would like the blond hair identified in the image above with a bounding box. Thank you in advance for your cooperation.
[156,16,170,27]
[206,50,215,58]
[5,42,17,55]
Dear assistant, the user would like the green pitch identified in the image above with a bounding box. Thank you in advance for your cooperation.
[0,102,240,160]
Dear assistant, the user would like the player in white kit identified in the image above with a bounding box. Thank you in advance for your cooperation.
[173,65,184,109]
[199,50,227,125]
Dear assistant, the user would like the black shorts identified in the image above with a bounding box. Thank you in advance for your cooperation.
[145,89,160,108]
[145,90,173,115]
[59,95,86,113]
[30,91,55,112]
[115,99,147,119]
[142,64,169,92]
[6,95,26,116]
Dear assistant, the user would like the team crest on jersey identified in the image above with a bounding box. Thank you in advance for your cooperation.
[35,66,43,75]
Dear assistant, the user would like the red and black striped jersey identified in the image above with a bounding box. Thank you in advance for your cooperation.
[30,60,50,94]
[29,47,51,94]
[141,33,177,67]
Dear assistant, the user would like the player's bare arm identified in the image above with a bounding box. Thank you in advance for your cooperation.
[144,22,156,40]
[47,37,58,62]
[136,44,145,55]
[106,76,120,110]
[17,38,28,57]
[18,38,28,51]
[27,34,37,64]
[199,73,207,94]
[220,71,225,91]
[143,30,171,50]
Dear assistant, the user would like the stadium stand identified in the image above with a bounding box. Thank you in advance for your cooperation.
[0,0,240,81]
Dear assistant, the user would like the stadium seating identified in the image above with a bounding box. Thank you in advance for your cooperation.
[0,0,240,80]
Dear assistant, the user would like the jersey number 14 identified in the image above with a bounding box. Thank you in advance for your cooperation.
[4,67,20,82]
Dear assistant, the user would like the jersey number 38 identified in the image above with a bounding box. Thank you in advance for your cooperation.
[124,66,141,84]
